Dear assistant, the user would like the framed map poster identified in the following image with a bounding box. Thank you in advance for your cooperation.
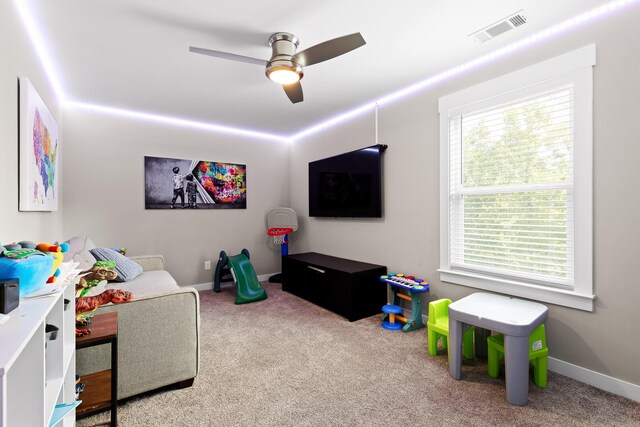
[19,78,60,211]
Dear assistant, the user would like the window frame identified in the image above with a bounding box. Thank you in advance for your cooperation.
[438,45,595,311]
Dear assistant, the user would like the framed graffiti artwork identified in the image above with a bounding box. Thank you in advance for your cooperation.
[144,156,246,210]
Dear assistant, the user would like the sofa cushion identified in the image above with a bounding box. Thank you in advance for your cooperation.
[102,269,179,299]
[90,248,143,282]
[64,236,97,271]
[82,279,108,297]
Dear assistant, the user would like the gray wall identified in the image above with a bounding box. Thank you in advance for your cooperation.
[290,8,640,386]
[61,108,290,285]
[6,0,638,390]
[0,0,63,242]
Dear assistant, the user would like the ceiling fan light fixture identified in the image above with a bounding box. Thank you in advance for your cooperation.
[190,30,366,103]
[267,65,302,85]
[266,32,303,85]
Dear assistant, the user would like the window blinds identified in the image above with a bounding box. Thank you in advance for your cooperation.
[448,86,574,288]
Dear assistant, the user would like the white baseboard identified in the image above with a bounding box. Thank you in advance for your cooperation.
[258,273,278,282]
[184,273,278,292]
[185,282,213,291]
[548,357,640,403]
[402,309,640,402]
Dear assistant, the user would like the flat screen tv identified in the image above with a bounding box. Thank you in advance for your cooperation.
[309,144,386,218]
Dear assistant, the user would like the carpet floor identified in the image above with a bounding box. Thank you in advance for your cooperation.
[77,284,640,426]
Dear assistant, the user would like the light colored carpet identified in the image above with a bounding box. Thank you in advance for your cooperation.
[78,284,640,426]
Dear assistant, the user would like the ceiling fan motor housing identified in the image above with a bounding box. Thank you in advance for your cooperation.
[266,32,303,81]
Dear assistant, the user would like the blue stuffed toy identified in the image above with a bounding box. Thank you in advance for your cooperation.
[0,241,54,296]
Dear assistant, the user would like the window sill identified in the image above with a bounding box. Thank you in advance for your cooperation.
[438,269,594,311]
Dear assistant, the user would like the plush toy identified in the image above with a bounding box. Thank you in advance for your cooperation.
[36,242,69,283]
[18,241,37,249]
[0,241,53,296]
[3,243,23,251]
[76,261,118,298]
[1,240,37,254]
[76,289,133,337]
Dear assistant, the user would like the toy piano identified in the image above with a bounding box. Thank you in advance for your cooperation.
[379,273,429,332]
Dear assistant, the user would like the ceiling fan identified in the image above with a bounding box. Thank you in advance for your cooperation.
[189,32,366,104]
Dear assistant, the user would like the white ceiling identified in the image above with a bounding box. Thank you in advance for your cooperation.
[27,0,613,136]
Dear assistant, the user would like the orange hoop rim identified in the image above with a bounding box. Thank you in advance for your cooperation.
[267,227,293,236]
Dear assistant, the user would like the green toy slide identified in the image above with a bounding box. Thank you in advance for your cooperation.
[227,254,267,304]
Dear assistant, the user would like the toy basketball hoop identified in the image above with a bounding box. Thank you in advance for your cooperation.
[268,227,293,245]
[266,207,298,256]
[266,207,298,284]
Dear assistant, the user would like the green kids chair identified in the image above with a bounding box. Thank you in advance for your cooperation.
[487,323,548,388]
[427,298,474,360]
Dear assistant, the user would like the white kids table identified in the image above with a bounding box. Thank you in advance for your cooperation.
[448,292,548,406]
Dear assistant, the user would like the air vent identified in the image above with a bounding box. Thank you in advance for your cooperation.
[486,21,514,37]
[509,14,527,27]
[469,10,527,43]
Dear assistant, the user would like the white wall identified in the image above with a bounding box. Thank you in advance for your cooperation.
[291,7,640,387]
[61,108,290,286]
[0,0,63,242]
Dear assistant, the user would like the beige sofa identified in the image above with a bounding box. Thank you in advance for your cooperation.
[75,253,200,399]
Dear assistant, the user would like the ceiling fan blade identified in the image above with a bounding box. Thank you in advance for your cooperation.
[283,82,304,104]
[189,46,267,66]
[293,33,365,67]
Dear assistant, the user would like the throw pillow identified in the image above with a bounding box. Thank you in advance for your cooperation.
[89,248,143,282]
[64,236,97,271]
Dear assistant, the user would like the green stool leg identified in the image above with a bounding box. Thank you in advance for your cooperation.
[446,330,474,362]
[442,335,448,350]
[487,325,549,388]
[463,329,474,360]
[533,356,548,388]
[488,345,500,378]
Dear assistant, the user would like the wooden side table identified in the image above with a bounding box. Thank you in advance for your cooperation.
[76,311,118,426]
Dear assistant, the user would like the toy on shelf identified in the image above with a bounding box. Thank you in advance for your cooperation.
[213,249,267,304]
[379,273,429,332]
[0,240,53,296]
[1,241,41,260]
[36,242,69,283]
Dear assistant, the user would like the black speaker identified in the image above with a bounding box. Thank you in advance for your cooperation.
[0,279,20,314]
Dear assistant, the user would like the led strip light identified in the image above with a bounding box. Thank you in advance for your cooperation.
[13,0,638,143]
[64,100,288,142]
[291,0,637,140]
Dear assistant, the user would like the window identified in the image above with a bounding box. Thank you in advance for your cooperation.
[439,45,595,311]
